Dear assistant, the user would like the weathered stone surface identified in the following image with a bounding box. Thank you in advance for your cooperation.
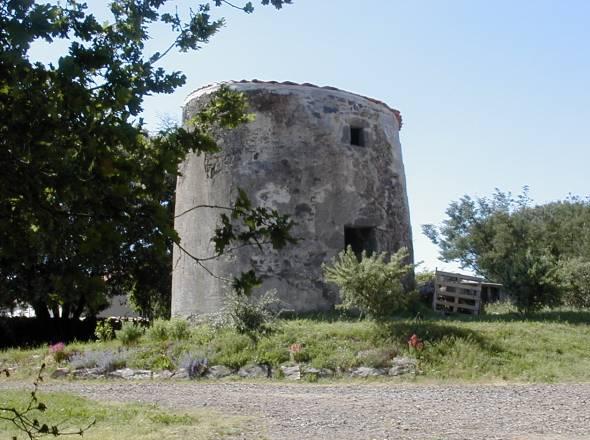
[72,367,104,379]
[50,368,70,379]
[237,364,270,378]
[301,366,334,378]
[108,368,152,380]
[280,365,301,380]
[205,365,233,379]
[172,81,413,317]
[172,368,189,379]
[154,370,175,379]
[350,367,387,378]
[388,357,417,376]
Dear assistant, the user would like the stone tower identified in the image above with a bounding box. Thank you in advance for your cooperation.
[172,80,413,316]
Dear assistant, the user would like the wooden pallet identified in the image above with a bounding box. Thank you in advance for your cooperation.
[433,270,482,315]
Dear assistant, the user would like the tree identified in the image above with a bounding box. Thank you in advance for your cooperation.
[423,189,590,312]
[0,0,293,319]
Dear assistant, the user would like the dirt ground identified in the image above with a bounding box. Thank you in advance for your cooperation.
[2,380,590,439]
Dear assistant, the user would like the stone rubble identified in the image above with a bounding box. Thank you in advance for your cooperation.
[50,356,418,381]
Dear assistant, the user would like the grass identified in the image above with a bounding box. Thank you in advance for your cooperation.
[2,305,590,383]
[0,390,250,440]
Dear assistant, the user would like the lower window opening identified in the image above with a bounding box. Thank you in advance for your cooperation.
[344,226,377,259]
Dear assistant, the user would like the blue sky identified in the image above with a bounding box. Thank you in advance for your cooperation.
[33,1,590,272]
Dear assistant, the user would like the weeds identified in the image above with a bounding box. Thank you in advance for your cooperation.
[116,323,144,346]
[3,308,590,383]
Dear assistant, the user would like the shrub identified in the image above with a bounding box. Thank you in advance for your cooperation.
[147,319,169,342]
[254,339,289,366]
[146,318,191,342]
[499,250,562,313]
[152,354,175,371]
[558,258,590,308]
[322,246,413,319]
[94,320,116,342]
[224,289,280,334]
[116,322,144,346]
[169,319,191,341]
[208,330,254,370]
[310,346,358,371]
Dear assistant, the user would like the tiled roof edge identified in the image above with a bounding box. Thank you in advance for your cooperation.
[186,80,403,130]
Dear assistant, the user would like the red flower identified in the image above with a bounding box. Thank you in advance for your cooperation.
[408,334,424,351]
[49,342,66,353]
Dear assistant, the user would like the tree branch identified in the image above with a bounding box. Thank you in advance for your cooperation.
[174,241,230,282]
[174,203,236,219]
[219,1,250,11]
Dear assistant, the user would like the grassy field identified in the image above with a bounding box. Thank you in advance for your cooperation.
[1,304,590,383]
[0,390,248,440]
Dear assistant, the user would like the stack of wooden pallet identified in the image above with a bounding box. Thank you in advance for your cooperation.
[432,270,482,315]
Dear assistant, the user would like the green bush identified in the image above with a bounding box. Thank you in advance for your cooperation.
[415,269,434,285]
[208,330,255,370]
[116,322,144,346]
[224,289,280,334]
[152,354,175,371]
[94,320,116,342]
[254,338,290,366]
[500,250,562,313]
[169,319,191,341]
[147,319,169,342]
[558,258,590,308]
[146,319,191,342]
[322,246,413,319]
[310,345,358,371]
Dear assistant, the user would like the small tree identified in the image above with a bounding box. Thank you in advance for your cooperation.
[0,1,293,318]
[322,247,413,320]
[223,289,280,335]
[422,188,577,313]
[558,258,590,309]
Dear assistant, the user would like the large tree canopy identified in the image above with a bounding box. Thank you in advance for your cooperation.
[0,0,293,319]
[423,189,590,312]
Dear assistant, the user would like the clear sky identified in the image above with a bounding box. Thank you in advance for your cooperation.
[33,1,590,272]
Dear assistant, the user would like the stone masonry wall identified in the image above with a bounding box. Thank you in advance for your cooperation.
[172,81,413,316]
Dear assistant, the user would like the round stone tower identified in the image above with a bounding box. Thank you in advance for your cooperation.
[172,80,413,317]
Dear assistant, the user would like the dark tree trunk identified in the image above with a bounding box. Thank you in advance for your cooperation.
[51,304,61,318]
[32,302,50,320]
[72,296,86,320]
[61,303,71,319]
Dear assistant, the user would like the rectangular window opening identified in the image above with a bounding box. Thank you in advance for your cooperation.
[350,127,365,147]
[344,226,377,259]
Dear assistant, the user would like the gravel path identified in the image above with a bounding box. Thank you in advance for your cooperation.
[3,380,590,439]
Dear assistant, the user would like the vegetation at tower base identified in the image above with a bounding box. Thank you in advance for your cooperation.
[323,246,414,320]
[423,188,590,313]
[0,1,293,320]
